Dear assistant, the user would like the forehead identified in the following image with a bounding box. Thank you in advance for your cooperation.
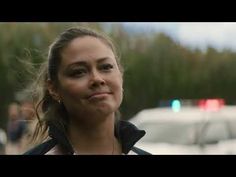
[61,36,115,66]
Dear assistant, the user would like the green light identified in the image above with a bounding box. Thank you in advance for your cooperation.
[172,99,181,112]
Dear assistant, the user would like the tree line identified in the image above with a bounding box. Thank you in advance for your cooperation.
[1,23,236,128]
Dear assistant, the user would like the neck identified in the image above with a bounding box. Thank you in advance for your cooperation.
[67,114,121,154]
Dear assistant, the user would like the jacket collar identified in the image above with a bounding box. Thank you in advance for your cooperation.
[115,120,146,154]
[48,120,145,154]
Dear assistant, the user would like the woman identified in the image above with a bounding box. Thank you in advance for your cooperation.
[24,26,150,155]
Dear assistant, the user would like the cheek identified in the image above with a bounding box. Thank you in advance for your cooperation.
[59,80,87,100]
[112,76,123,103]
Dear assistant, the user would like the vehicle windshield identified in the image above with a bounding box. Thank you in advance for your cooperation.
[138,121,203,145]
[199,120,230,144]
[138,118,236,145]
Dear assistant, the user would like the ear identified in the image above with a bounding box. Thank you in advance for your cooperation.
[47,79,60,101]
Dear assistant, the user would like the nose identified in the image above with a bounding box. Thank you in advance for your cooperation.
[89,70,105,88]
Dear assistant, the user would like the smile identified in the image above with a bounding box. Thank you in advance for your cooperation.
[87,92,111,100]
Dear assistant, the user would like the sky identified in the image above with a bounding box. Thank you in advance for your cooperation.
[119,22,236,52]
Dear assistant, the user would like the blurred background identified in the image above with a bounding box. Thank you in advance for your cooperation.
[1,22,236,154]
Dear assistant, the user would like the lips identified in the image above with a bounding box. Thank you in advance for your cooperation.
[87,92,112,100]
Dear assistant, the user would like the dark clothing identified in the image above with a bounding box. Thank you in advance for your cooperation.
[24,120,151,155]
[7,120,26,143]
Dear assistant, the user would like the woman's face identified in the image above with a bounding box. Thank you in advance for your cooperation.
[53,36,123,121]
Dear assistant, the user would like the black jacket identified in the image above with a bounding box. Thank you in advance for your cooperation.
[24,120,151,155]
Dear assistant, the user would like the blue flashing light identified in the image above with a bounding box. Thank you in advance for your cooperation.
[171,99,181,112]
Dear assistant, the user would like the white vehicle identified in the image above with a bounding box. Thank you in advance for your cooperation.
[130,106,236,154]
[0,128,7,154]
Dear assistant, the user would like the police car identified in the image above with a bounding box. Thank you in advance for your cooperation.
[130,99,236,154]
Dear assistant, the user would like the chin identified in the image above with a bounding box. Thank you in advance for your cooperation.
[93,103,117,115]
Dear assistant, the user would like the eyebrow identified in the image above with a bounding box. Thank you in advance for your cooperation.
[66,57,112,69]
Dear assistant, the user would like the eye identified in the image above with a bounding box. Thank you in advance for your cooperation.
[69,68,87,78]
[100,64,114,71]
